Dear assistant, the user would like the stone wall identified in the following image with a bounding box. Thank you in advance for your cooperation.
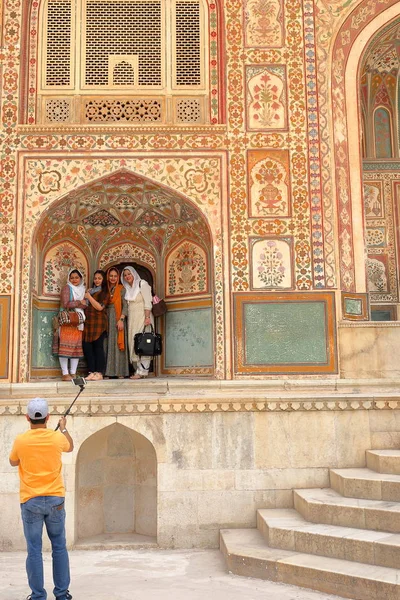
[2,381,399,549]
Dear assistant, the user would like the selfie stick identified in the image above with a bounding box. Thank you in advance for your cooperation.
[55,381,86,431]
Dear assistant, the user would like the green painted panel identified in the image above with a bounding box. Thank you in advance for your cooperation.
[165,308,213,367]
[244,302,328,365]
[32,308,59,368]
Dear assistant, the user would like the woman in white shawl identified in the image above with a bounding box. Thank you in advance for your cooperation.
[57,268,86,381]
[121,266,154,379]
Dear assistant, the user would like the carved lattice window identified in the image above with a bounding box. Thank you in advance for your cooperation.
[85,0,162,87]
[45,0,72,86]
[175,1,201,86]
[39,0,209,123]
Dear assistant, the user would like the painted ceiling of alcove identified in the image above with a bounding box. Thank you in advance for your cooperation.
[37,171,211,255]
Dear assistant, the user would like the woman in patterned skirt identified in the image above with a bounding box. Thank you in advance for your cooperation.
[104,267,129,378]
[57,269,86,381]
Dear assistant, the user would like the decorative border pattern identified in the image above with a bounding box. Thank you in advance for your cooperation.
[4,396,400,415]
[0,297,11,378]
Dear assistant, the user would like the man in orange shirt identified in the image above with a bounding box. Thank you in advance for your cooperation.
[9,397,74,600]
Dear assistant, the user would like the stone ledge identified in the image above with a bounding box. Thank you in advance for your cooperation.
[1,379,400,415]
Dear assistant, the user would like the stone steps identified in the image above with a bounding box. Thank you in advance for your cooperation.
[366,450,400,475]
[294,487,400,533]
[220,528,400,600]
[330,467,400,501]
[220,448,400,598]
[257,508,400,569]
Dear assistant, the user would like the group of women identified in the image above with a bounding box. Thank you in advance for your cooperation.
[55,266,154,381]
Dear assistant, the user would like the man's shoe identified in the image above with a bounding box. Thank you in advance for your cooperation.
[55,593,72,600]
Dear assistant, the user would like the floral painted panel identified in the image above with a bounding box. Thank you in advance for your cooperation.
[251,238,292,289]
[243,0,283,47]
[246,66,287,130]
[43,242,88,296]
[363,182,384,218]
[367,256,389,292]
[99,243,156,271]
[248,150,291,217]
[166,240,208,297]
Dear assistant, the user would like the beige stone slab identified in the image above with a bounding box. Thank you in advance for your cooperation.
[73,531,157,550]
[374,534,400,569]
[258,508,395,566]
[294,488,400,532]
[211,412,254,469]
[371,432,400,450]
[163,413,214,469]
[330,467,400,501]
[334,411,370,468]
[254,412,337,470]
[235,468,329,491]
[157,463,204,492]
[221,528,400,600]
[0,493,26,551]
[277,553,400,600]
[367,450,400,475]
[157,491,199,548]
[198,490,279,530]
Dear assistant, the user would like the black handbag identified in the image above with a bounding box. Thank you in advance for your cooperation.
[134,325,162,357]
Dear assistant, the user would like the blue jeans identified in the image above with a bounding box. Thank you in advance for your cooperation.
[21,496,70,600]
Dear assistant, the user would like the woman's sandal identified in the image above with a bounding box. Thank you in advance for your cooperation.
[130,374,142,379]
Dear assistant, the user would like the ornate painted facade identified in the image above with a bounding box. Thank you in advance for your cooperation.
[2,0,400,382]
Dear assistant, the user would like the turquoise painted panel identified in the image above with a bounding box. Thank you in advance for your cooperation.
[244,302,327,365]
[32,308,59,368]
[165,308,213,367]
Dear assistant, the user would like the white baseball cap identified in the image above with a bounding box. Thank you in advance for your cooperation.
[27,397,49,420]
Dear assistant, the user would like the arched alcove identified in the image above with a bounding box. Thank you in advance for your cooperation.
[30,168,215,378]
[76,423,157,544]
[331,0,400,294]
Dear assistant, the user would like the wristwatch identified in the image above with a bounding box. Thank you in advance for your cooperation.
[61,428,67,433]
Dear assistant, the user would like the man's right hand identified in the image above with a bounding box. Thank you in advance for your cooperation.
[58,416,67,431]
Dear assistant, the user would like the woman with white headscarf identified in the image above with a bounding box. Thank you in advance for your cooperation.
[121,266,154,379]
[57,269,86,381]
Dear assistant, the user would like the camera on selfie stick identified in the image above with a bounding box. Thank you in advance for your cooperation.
[54,377,86,431]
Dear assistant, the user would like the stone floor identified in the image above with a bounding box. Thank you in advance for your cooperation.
[0,549,343,600]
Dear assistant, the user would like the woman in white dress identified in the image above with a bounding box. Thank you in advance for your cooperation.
[121,266,154,379]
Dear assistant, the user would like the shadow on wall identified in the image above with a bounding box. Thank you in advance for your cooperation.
[76,423,157,542]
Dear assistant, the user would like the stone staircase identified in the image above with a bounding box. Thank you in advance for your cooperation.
[220,450,400,600]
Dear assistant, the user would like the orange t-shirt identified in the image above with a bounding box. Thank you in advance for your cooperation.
[9,429,70,503]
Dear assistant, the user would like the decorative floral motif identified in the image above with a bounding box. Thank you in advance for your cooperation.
[246,66,287,130]
[38,170,61,194]
[99,243,156,271]
[252,239,292,288]
[364,182,384,218]
[244,0,283,47]
[367,257,388,292]
[167,241,207,296]
[249,151,290,217]
[43,243,87,296]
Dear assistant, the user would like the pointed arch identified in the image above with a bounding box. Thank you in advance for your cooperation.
[331,0,400,292]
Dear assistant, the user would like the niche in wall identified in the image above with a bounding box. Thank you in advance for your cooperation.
[76,423,157,541]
